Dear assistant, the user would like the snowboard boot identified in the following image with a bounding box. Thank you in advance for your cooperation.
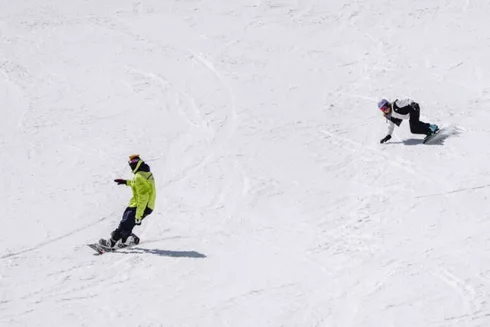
[129,233,140,246]
[428,124,439,135]
[99,238,116,249]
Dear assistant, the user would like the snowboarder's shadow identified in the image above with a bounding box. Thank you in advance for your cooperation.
[403,138,423,145]
[118,247,207,258]
[387,139,423,145]
[390,136,448,146]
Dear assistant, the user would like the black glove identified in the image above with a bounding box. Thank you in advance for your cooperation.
[380,135,391,144]
[114,179,127,185]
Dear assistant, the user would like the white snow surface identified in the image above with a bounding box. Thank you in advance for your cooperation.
[1,1,490,326]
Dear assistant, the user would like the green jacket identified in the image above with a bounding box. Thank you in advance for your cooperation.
[125,161,156,219]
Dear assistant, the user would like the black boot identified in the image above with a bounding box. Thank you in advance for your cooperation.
[99,238,116,248]
[130,233,140,245]
[109,230,122,248]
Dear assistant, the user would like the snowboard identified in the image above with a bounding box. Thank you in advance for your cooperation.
[423,127,444,144]
[87,242,114,255]
[87,239,138,255]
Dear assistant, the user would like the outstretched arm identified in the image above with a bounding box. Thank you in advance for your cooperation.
[387,120,395,136]
[380,120,394,143]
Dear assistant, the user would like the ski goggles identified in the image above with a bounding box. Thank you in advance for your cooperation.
[128,158,141,170]
[129,158,140,165]
[379,104,390,113]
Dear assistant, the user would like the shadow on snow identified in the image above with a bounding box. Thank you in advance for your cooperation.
[115,247,207,258]
[389,134,451,146]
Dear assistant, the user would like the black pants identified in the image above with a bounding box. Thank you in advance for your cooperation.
[409,105,431,135]
[111,206,152,243]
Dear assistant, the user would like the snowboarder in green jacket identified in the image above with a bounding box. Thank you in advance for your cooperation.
[101,154,156,248]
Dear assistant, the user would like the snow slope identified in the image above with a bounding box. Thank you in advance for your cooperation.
[1,0,490,326]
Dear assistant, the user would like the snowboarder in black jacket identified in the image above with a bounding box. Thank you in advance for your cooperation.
[378,98,439,144]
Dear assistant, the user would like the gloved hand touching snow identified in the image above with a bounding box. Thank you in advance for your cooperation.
[380,135,391,144]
